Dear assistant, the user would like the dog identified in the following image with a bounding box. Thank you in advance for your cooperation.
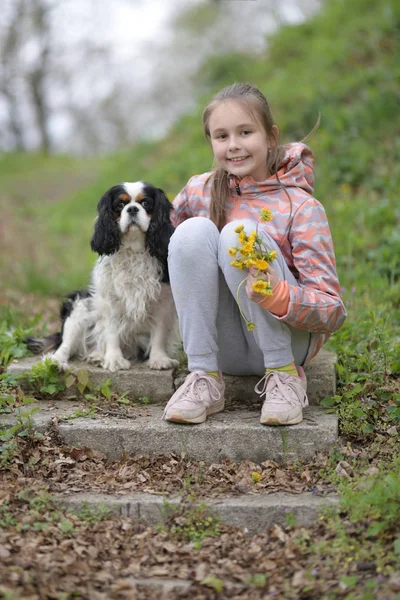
[27,182,179,372]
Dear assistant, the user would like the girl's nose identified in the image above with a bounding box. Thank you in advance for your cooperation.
[229,135,240,151]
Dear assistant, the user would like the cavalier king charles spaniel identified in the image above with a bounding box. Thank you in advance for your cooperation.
[27,182,179,372]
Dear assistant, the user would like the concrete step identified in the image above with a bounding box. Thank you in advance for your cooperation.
[0,401,337,464]
[8,348,336,405]
[59,490,338,534]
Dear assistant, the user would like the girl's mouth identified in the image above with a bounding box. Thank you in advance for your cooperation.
[229,156,249,163]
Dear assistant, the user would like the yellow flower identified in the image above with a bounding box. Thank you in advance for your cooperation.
[260,208,273,222]
[248,232,257,244]
[234,225,244,233]
[240,241,255,256]
[228,247,237,257]
[238,231,247,244]
[230,259,246,270]
[265,250,277,263]
[252,280,269,293]
[254,259,268,271]
[244,258,257,268]
[251,471,263,483]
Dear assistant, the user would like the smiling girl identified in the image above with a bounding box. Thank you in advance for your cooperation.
[163,83,346,426]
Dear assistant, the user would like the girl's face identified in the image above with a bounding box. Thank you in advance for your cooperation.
[208,100,278,182]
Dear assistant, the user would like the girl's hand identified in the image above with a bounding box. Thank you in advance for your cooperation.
[246,266,280,303]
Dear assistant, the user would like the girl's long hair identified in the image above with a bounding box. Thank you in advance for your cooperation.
[203,83,287,231]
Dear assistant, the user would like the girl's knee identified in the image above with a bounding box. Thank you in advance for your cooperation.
[219,219,254,249]
[169,217,219,258]
[172,217,217,242]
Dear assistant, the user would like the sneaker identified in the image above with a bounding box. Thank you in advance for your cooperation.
[162,371,225,424]
[256,371,308,425]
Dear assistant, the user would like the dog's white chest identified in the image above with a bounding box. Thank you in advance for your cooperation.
[93,250,162,324]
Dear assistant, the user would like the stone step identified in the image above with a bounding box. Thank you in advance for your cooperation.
[8,348,336,405]
[0,401,337,464]
[59,490,338,534]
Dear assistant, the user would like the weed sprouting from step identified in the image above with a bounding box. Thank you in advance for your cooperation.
[159,496,221,549]
[280,428,289,457]
[69,501,110,524]
[285,510,298,528]
[63,407,98,420]
[26,358,66,397]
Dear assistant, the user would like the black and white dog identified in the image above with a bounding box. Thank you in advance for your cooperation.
[27,182,179,372]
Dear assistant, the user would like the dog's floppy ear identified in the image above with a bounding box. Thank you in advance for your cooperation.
[145,188,174,282]
[90,190,121,255]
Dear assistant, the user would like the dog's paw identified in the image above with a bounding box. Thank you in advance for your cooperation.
[43,352,69,372]
[88,351,104,365]
[102,354,131,372]
[148,355,179,370]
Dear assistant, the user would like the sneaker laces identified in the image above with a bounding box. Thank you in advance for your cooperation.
[163,371,223,417]
[255,372,308,408]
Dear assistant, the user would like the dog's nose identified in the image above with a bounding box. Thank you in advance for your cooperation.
[127,205,139,214]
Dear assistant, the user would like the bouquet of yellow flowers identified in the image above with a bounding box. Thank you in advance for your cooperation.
[228,208,276,331]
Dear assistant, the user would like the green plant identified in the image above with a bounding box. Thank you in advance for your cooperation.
[0,389,43,467]
[136,395,150,405]
[341,466,400,538]
[84,378,112,402]
[64,368,92,395]
[72,502,110,524]
[25,358,66,397]
[0,502,17,528]
[285,510,297,528]
[63,407,97,420]
[201,576,224,592]
[244,573,269,588]
[0,321,35,370]
[311,461,400,576]
[161,497,221,549]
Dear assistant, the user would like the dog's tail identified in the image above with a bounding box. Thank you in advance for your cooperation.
[26,332,62,355]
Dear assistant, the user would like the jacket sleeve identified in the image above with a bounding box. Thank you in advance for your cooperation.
[276,197,346,333]
[171,183,191,228]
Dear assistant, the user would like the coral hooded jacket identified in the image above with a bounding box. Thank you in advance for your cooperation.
[171,142,346,364]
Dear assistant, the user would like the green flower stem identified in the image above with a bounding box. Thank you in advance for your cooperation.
[236,277,256,331]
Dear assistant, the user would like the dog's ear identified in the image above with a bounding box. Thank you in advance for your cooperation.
[90,190,121,255]
[145,188,174,282]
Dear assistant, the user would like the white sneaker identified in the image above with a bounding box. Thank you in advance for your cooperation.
[162,371,225,424]
[256,371,308,425]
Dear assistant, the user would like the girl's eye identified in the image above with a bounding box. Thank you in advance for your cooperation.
[217,134,227,139]
[242,130,252,136]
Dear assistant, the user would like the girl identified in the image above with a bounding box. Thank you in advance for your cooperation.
[163,83,346,426]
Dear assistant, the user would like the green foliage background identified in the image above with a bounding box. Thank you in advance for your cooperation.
[1,0,399,433]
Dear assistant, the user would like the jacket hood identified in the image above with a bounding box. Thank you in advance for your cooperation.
[227,142,315,196]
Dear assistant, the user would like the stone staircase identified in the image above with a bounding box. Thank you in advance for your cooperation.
[4,349,339,532]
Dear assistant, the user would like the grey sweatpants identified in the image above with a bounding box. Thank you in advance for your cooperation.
[168,217,311,375]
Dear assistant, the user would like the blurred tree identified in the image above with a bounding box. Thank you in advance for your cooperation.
[0,0,54,153]
[0,0,27,150]
[28,0,52,153]
[0,0,323,155]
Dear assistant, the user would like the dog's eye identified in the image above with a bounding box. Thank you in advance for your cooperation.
[142,200,149,209]
[117,202,125,210]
